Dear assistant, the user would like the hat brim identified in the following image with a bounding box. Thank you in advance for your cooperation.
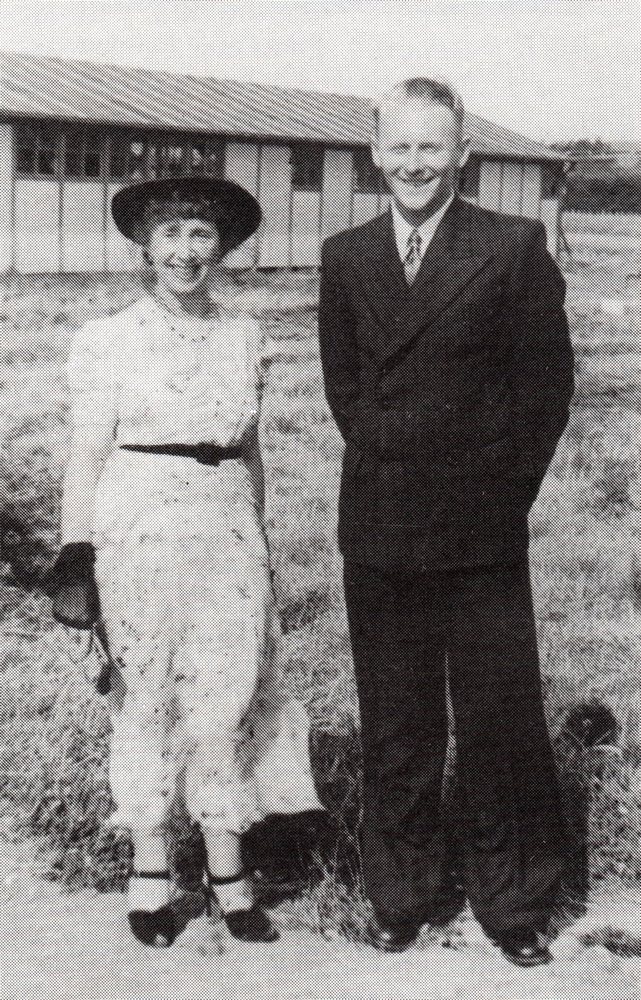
[111,177,262,253]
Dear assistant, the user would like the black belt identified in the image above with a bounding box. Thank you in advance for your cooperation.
[120,443,243,466]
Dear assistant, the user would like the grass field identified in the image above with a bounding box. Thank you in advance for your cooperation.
[1,218,640,945]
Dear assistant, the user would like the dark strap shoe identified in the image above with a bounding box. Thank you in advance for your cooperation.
[224,905,280,943]
[127,871,175,947]
[492,926,552,967]
[366,915,421,952]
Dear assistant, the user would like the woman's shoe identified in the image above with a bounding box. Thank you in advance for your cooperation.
[202,867,280,943]
[127,871,175,947]
[224,904,280,943]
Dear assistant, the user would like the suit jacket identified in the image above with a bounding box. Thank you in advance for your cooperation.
[318,197,574,571]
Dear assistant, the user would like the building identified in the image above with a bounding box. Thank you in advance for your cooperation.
[0,51,568,273]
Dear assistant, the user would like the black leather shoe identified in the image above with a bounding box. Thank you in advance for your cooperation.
[224,905,280,943]
[128,906,175,947]
[367,915,421,952]
[492,926,552,967]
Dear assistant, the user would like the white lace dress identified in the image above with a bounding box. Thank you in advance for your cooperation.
[68,295,322,834]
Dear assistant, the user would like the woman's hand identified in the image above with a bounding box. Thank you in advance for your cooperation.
[49,542,100,629]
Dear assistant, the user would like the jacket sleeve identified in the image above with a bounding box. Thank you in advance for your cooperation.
[318,240,360,442]
[505,222,575,486]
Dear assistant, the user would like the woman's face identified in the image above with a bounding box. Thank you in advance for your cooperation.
[146,216,222,296]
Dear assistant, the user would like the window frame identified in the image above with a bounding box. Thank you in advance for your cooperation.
[351,146,381,195]
[290,142,325,192]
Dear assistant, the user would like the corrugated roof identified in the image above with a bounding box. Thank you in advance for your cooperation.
[0,50,562,162]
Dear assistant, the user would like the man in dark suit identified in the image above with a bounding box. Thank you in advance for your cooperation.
[318,78,574,967]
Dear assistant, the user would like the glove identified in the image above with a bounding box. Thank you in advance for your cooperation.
[49,542,100,629]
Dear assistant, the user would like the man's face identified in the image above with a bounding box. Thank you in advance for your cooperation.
[371,99,469,224]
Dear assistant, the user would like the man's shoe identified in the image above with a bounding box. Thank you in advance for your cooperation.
[492,926,552,967]
[366,915,421,952]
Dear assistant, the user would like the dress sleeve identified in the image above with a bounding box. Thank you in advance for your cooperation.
[67,320,119,435]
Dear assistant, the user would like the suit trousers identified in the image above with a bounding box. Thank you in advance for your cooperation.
[344,556,567,934]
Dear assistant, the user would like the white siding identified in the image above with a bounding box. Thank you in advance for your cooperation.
[14,179,60,272]
[499,162,523,215]
[0,124,13,272]
[224,142,260,269]
[521,164,542,219]
[291,189,321,266]
[478,161,503,211]
[257,145,291,267]
[540,198,560,257]
[62,182,105,271]
[321,149,353,242]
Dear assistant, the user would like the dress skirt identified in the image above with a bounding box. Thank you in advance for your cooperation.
[92,446,322,834]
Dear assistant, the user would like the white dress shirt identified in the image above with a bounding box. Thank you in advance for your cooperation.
[391,194,454,266]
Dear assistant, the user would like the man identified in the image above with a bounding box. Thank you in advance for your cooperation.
[318,78,574,967]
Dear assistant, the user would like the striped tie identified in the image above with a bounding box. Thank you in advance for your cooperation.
[404,229,422,285]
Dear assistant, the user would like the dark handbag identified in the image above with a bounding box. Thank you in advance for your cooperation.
[49,542,100,629]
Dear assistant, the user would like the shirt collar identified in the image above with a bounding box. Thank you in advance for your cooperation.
[391,194,454,262]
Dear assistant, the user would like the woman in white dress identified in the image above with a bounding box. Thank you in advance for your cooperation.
[49,177,322,947]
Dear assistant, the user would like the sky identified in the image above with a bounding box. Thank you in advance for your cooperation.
[0,0,639,144]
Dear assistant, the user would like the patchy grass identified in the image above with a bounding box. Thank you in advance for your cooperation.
[1,253,640,944]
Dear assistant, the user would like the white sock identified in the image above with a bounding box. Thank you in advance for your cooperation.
[128,875,171,913]
[213,878,254,914]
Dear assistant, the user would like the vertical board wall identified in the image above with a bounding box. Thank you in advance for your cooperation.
[257,145,291,267]
[62,182,105,271]
[321,149,353,242]
[14,179,60,272]
[0,124,13,271]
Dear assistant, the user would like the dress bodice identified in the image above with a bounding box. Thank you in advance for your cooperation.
[68,296,263,448]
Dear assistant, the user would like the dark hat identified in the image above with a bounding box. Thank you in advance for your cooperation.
[111,176,262,252]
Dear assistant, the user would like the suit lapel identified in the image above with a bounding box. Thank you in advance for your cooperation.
[374,198,493,366]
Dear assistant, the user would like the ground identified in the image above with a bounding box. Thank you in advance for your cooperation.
[1,835,639,1000]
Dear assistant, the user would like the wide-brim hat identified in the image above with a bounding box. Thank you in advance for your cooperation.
[111,176,262,253]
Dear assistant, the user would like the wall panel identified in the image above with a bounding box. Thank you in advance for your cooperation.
[478,160,503,211]
[291,189,321,266]
[521,163,542,219]
[257,145,291,267]
[540,198,560,257]
[14,180,60,272]
[321,149,353,242]
[224,142,260,268]
[0,124,13,272]
[499,162,523,215]
[62,182,105,271]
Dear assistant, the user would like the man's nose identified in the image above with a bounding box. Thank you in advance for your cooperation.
[402,148,424,173]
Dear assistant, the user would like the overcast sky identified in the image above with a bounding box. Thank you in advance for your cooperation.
[0,1,639,143]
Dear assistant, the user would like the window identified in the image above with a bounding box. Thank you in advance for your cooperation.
[459,156,480,198]
[352,147,380,194]
[290,143,324,191]
[109,135,146,180]
[541,164,562,198]
[15,123,60,177]
[109,133,224,180]
[189,139,224,177]
[63,129,104,179]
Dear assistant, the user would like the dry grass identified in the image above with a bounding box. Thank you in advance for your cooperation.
[1,230,640,943]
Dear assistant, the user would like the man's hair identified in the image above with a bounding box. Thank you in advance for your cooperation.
[373,77,465,136]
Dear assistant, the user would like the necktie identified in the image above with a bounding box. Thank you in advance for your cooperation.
[404,229,422,285]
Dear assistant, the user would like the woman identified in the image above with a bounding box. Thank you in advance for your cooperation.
[49,177,322,947]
